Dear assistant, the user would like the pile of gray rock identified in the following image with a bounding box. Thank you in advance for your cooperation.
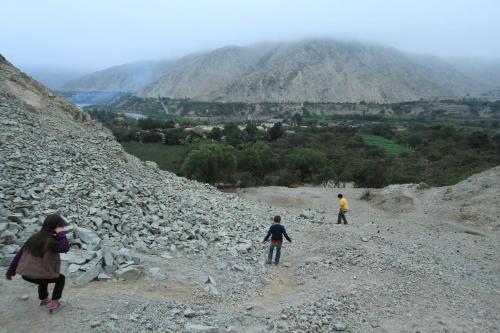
[0,92,304,284]
[60,226,144,285]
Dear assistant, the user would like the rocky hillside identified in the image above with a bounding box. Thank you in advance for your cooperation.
[62,59,173,92]
[438,166,500,229]
[449,58,500,88]
[65,39,494,102]
[1,54,499,332]
[141,39,477,103]
[0,55,84,121]
[0,54,300,281]
[359,166,500,231]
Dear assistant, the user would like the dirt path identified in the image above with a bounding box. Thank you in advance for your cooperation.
[1,185,499,332]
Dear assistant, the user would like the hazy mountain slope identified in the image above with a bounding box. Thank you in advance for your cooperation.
[62,60,173,92]
[140,45,276,99]
[448,58,500,87]
[0,54,82,120]
[1,54,498,333]
[21,67,89,90]
[140,39,480,102]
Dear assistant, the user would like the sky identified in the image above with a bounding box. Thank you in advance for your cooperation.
[1,0,499,72]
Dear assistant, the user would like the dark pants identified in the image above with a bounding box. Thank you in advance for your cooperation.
[22,274,65,300]
[268,243,282,264]
[338,210,348,224]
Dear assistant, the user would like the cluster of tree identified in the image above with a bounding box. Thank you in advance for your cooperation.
[181,124,500,188]
[89,109,500,188]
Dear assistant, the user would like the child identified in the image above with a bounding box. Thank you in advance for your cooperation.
[337,193,349,225]
[5,214,69,313]
[263,215,292,265]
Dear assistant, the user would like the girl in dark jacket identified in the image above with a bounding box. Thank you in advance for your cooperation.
[6,214,69,313]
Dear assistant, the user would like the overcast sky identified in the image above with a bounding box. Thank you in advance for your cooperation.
[1,0,499,71]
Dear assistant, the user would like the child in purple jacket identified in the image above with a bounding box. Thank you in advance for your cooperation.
[6,214,69,313]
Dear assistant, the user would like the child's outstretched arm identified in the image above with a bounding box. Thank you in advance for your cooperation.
[283,228,292,243]
[263,227,272,242]
[5,248,23,280]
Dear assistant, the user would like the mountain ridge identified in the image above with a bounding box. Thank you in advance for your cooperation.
[63,39,499,102]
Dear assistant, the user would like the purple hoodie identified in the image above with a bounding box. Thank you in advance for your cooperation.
[6,231,69,278]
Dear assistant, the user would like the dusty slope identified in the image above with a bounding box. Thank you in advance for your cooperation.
[62,60,174,92]
[141,39,478,102]
[64,39,489,102]
[1,54,499,332]
[2,185,499,332]
[0,54,83,121]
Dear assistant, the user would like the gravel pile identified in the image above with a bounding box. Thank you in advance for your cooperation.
[0,56,306,284]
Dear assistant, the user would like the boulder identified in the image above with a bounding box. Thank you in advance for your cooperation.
[115,265,143,281]
[76,227,101,245]
[102,245,114,267]
[148,267,167,281]
[184,323,219,333]
[74,261,102,286]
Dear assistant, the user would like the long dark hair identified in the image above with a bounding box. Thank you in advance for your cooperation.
[24,214,66,257]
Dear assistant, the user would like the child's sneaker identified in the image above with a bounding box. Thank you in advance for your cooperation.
[265,261,272,265]
[40,297,50,306]
[49,300,65,314]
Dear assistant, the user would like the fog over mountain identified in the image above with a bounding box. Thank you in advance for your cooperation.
[62,39,496,103]
[21,67,89,90]
[63,60,174,92]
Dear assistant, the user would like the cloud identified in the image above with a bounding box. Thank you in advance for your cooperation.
[1,0,499,70]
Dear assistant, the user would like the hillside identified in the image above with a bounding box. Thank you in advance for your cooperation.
[62,59,174,92]
[65,39,496,103]
[21,67,89,90]
[0,52,286,262]
[449,58,500,88]
[1,55,498,332]
[0,55,84,121]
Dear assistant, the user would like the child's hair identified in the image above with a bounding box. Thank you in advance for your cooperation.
[274,215,281,223]
[338,194,343,198]
[24,214,66,257]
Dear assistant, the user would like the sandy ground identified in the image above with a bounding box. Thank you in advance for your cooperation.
[1,186,499,332]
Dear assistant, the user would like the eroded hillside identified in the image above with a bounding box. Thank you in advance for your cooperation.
[1,55,499,332]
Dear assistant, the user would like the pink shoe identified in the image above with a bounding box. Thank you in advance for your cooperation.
[40,297,51,306]
[49,300,65,314]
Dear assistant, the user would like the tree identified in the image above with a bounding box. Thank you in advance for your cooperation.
[292,113,303,126]
[140,130,163,143]
[208,127,223,141]
[269,122,285,141]
[244,122,258,142]
[467,131,489,149]
[237,141,276,178]
[163,128,186,145]
[407,134,423,148]
[181,144,237,183]
[286,148,327,182]
[223,123,244,146]
[138,118,163,130]
[163,120,176,128]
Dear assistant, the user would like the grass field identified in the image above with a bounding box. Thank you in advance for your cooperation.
[121,142,191,174]
[360,134,408,157]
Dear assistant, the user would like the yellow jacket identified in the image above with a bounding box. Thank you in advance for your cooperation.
[339,198,349,212]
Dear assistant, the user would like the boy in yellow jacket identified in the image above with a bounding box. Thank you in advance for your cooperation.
[337,194,349,224]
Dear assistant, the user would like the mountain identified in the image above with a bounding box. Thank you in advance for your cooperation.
[63,39,499,102]
[62,59,174,92]
[0,54,82,120]
[448,58,500,88]
[1,53,499,333]
[139,39,487,102]
[140,39,486,102]
[21,67,89,90]
[0,51,287,278]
